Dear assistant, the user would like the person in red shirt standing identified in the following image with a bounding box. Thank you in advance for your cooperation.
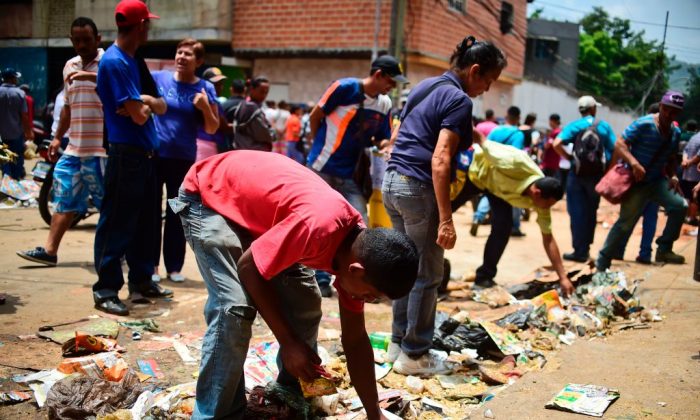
[285,104,305,163]
[19,84,34,130]
[170,150,418,419]
[540,113,562,177]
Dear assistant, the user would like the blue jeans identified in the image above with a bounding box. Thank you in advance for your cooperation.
[171,190,322,420]
[2,136,25,180]
[473,195,490,223]
[92,145,159,297]
[512,208,522,232]
[382,170,443,357]
[286,141,305,164]
[615,202,659,260]
[313,170,368,286]
[597,178,687,270]
[154,157,193,273]
[566,172,601,258]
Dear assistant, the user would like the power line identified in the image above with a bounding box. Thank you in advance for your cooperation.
[534,0,700,31]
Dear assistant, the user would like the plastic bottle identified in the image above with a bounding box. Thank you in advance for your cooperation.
[368,332,391,351]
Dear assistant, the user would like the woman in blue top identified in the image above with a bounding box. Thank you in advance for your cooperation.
[152,38,219,282]
[382,36,506,376]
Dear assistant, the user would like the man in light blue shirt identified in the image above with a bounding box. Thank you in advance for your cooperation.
[553,96,616,262]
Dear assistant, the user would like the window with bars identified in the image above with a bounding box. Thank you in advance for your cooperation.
[448,0,466,14]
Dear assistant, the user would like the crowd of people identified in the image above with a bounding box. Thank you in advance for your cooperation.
[1,0,699,419]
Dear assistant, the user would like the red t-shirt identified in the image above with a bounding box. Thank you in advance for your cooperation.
[183,150,365,312]
[541,127,562,170]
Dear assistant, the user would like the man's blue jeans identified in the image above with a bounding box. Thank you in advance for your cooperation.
[93,145,159,297]
[2,136,25,180]
[382,170,443,357]
[566,172,601,258]
[597,178,687,270]
[171,190,322,420]
[616,202,659,260]
[313,170,368,286]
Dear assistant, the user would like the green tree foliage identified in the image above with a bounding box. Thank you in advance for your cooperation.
[681,67,700,125]
[577,7,670,110]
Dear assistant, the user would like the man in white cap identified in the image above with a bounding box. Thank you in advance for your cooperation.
[553,95,616,262]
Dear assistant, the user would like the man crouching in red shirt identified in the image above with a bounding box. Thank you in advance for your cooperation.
[170,150,418,420]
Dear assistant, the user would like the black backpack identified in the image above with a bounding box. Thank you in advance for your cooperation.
[572,121,606,176]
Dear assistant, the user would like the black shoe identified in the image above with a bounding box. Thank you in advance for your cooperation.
[16,247,57,266]
[319,284,333,298]
[610,254,625,261]
[135,282,174,299]
[95,297,129,316]
[473,279,497,290]
[510,230,526,237]
[563,252,589,262]
[635,256,652,265]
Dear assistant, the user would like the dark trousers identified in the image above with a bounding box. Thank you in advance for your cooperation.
[154,157,193,273]
[93,145,159,296]
[566,172,601,258]
[451,178,513,284]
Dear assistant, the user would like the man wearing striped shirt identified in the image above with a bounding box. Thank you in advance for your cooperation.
[17,17,106,267]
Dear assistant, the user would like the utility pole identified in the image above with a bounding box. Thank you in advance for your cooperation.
[637,11,669,115]
[372,0,381,61]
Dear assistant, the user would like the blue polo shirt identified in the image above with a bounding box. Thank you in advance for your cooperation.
[558,115,616,162]
[152,71,218,161]
[307,78,392,179]
[387,71,473,183]
[487,125,525,150]
[623,114,680,182]
[96,44,158,151]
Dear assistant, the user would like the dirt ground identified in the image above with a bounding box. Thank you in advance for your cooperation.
[0,169,699,418]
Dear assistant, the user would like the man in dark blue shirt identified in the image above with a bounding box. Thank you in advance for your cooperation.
[92,0,171,316]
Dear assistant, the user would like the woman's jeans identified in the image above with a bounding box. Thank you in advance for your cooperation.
[382,170,443,357]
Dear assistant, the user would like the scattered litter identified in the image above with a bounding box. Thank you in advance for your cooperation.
[246,382,310,419]
[480,321,524,355]
[375,362,392,380]
[478,356,522,385]
[131,331,141,341]
[172,340,197,364]
[545,383,620,417]
[119,318,161,333]
[300,375,340,398]
[369,332,391,350]
[0,390,32,405]
[484,407,495,418]
[58,352,129,382]
[244,341,280,389]
[406,375,424,394]
[657,401,667,407]
[136,359,164,379]
[318,327,341,341]
[61,332,123,357]
[38,318,119,344]
[144,382,196,418]
[46,371,143,420]
[473,286,518,308]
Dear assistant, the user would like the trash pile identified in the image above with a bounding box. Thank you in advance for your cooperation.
[1,269,660,418]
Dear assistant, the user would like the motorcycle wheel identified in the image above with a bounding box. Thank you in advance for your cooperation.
[38,167,82,228]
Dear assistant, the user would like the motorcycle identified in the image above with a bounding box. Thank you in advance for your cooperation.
[32,139,98,227]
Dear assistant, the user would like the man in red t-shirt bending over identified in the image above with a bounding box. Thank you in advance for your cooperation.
[171,150,418,420]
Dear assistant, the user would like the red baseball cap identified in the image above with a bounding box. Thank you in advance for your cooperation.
[115,0,159,27]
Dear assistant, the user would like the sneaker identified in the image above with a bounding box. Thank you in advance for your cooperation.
[470,222,479,237]
[382,342,401,364]
[131,282,173,299]
[563,252,589,262]
[510,230,526,237]
[635,256,652,265]
[16,247,57,266]
[655,250,685,264]
[393,351,455,376]
[319,284,333,298]
[151,273,162,282]
[94,296,129,316]
[167,272,186,283]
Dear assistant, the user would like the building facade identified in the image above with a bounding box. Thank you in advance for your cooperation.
[524,18,580,92]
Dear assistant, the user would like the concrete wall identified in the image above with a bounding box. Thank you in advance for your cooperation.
[525,19,579,91]
[253,57,370,103]
[512,80,634,134]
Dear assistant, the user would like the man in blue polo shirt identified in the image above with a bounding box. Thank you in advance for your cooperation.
[92,0,171,316]
[307,55,406,296]
[596,91,687,270]
[553,96,616,262]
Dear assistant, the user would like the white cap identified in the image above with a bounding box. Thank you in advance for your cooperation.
[578,95,602,110]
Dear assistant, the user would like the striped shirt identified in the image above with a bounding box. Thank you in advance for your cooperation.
[623,114,680,182]
[62,49,106,157]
